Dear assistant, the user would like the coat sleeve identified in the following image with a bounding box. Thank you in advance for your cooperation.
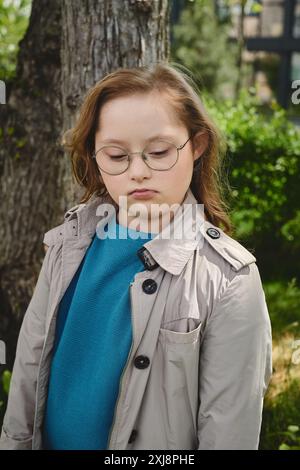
[197,262,273,450]
[0,245,52,450]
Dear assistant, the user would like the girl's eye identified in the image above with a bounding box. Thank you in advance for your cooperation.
[148,149,169,157]
[102,147,128,159]
[146,149,169,155]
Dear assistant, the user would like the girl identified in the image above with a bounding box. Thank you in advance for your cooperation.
[0,62,272,450]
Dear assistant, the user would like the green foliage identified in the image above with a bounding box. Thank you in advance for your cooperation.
[0,369,11,424]
[263,278,300,340]
[171,0,238,98]
[258,279,300,450]
[281,211,300,251]
[2,370,11,395]
[0,0,32,81]
[278,426,300,450]
[204,90,300,262]
[260,380,300,450]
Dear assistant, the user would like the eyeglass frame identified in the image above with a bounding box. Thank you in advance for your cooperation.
[91,134,194,175]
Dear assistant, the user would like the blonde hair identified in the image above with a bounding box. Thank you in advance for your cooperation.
[63,61,232,234]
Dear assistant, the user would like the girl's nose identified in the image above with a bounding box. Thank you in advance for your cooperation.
[127,153,152,179]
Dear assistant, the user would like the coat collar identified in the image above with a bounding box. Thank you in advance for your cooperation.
[140,188,205,275]
[65,188,206,275]
[64,187,256,275]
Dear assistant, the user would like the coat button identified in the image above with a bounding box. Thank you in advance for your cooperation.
[142,279,157,294]
[134,355,150,369]
[206,227,220,239]
[128,429,138,444]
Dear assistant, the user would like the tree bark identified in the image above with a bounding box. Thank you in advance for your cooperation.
[0,0,63,371]
[0,0,170,373]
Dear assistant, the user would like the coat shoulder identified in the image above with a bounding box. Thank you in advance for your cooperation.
[43,223,64,248]
[42,195,107,249]
[199,221,256,272]
[43,203,87,248]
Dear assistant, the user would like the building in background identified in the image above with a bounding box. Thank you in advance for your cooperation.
[227,0,300,108]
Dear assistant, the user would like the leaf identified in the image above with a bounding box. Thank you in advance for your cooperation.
[2,370,12,395]
[279,443,291,450]
[287,425,300,433]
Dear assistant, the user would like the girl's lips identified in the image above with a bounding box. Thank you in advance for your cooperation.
[129,190,158,199]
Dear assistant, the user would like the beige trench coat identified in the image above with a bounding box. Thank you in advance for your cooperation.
[0,188,272,450]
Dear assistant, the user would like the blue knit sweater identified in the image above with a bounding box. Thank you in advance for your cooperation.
[42,219,155,449]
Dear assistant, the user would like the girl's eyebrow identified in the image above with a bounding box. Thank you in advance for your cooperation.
[101,133,176,145]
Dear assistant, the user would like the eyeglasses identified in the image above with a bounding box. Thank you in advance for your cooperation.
[91,135,192,175]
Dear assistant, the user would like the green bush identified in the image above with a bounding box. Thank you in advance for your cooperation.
[260,379,300,450]
[204,90,300,278]
[0,0,31,81]
[259,278,300,450]
[171,0,238,98]
[0,370,11,427]
[263,278,300,340]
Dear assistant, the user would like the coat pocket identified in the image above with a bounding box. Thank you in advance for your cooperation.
[159,320,202,345]
[152,320,201,447]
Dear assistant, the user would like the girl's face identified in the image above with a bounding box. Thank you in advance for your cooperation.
[94,92,208,231]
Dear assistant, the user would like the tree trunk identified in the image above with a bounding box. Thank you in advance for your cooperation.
[0,0,63,371]
[0,0,170,373]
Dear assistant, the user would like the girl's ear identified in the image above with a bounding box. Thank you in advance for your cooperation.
[192,130,209,162]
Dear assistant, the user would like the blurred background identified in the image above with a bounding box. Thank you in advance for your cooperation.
[0,0,300,450]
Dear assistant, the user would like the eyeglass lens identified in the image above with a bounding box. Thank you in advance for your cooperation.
[94,140,178,174]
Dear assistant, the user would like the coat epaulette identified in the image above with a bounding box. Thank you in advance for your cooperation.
[43,203,85,247]
[200,221,256,272]
[64,203,86,221]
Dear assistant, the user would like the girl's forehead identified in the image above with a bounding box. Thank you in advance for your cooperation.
[97,94,183,138]
[100,91,177,119]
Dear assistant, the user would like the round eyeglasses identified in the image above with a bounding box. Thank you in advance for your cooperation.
[91,135,192,175]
